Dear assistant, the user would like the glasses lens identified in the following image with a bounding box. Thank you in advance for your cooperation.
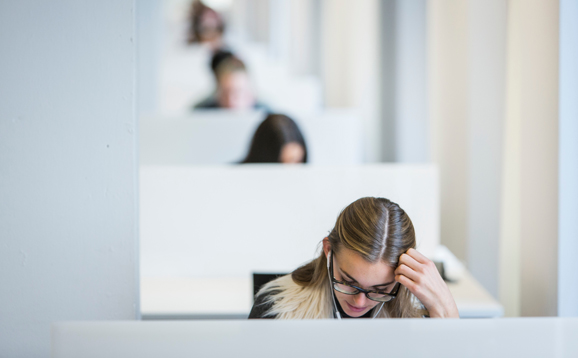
[334,282,359,295]
[367,292,393,302]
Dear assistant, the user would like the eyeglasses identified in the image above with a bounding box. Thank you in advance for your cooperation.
[330,252,400,303]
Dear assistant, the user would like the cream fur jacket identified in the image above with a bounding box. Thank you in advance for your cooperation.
[249,274,413,319]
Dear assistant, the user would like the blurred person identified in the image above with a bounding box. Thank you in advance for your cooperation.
[192,49,234,108]
[194,53,269,110]
[241,114,307,164]
[187,0,225,51]
[209,49,235,74]
[249,197,459,319]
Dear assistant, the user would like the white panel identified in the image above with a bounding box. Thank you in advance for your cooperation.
[559,0,578,317]
[321,0,381,162]
[428,0,469,262]
[466,0,507,299]
[501,0,560,317]
[395,0,428,163]
[517,0,559,318]
[137,0,162,115]
[139,110,363,165]
[0,1,138,356]
[52,319,578,358]
[140,165,439,277]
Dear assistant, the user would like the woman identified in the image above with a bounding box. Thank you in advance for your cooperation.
[241,114,308,164]
[187,0,226,51]
[249,197,459,319]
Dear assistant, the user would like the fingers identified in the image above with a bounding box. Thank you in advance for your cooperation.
[395,264,419,282]
[395,274,417,294]
[401,249,438,276]
[405,248,429,264]
[396,250,430,287]
[396,249,460,318]
[398,252,421,270]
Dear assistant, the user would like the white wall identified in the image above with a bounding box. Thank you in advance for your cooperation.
[558,0,578,317]
[466,0,506,299]
[395,0,429,163]
[321,0,382,162]
[288,0,321,77]
[137,0,162,115]
[0,1,139,357]
[500,0,559,317]
[380,0,429,163]
[428,1,562,315]
[428,0,469,262]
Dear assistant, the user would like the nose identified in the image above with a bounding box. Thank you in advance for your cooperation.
[352,292,367,307]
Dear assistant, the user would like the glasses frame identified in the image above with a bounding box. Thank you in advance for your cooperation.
[330,252,400,303]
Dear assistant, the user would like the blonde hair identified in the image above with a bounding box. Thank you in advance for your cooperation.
[260,197,423,319]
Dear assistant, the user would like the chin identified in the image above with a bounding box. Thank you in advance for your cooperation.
[343,301,372,317]
[346,310,368,318]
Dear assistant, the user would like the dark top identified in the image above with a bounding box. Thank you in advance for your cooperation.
[192,94,271,112]
[248,291,376,319]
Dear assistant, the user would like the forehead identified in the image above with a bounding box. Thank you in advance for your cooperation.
[219,71,249,86]
[334,247,395,285]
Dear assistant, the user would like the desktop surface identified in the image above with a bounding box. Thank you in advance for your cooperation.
[140,271,503,320]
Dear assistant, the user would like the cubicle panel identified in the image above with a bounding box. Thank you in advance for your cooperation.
[139,109,363,165]
[140,111,262,165]
[140,164,439,278]
[52,319,578,358]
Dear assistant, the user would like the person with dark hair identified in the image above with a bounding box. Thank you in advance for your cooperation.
[241,114,307,164]
[187,0,225,51]
[210,50,234,74]
[249,197,459,319]
[193,52,269,110]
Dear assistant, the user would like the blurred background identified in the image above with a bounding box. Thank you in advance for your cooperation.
[137,0,570,318]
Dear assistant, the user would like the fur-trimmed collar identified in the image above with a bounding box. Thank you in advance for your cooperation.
[257,274,334,319]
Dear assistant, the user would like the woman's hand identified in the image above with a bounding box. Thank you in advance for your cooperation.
[394,248,460,318]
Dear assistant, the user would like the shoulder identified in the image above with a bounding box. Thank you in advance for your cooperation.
[250,274,333,320]
[253,101,271,112]
[193,95,219,109]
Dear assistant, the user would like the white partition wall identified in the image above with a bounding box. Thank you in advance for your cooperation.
[52,319,578,358]
[140,110,363,165]
[558,0,578,317]
[321,0,382,162]
[382,0,429,163]
[140,165,439,278]
[427,0,563,318]
[500,0,560,317]
[0,1,138,357]
[466,0,507,300]
[140,111,265,165]
[428,0,469,265]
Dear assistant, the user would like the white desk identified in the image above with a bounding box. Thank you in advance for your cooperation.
[140,271,503,320]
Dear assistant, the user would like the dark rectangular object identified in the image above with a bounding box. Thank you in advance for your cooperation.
[252,273,288,301]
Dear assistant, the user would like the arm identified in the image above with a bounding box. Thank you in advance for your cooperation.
[394,248,460,318]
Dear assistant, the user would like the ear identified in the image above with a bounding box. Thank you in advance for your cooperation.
[322,237,331,258]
